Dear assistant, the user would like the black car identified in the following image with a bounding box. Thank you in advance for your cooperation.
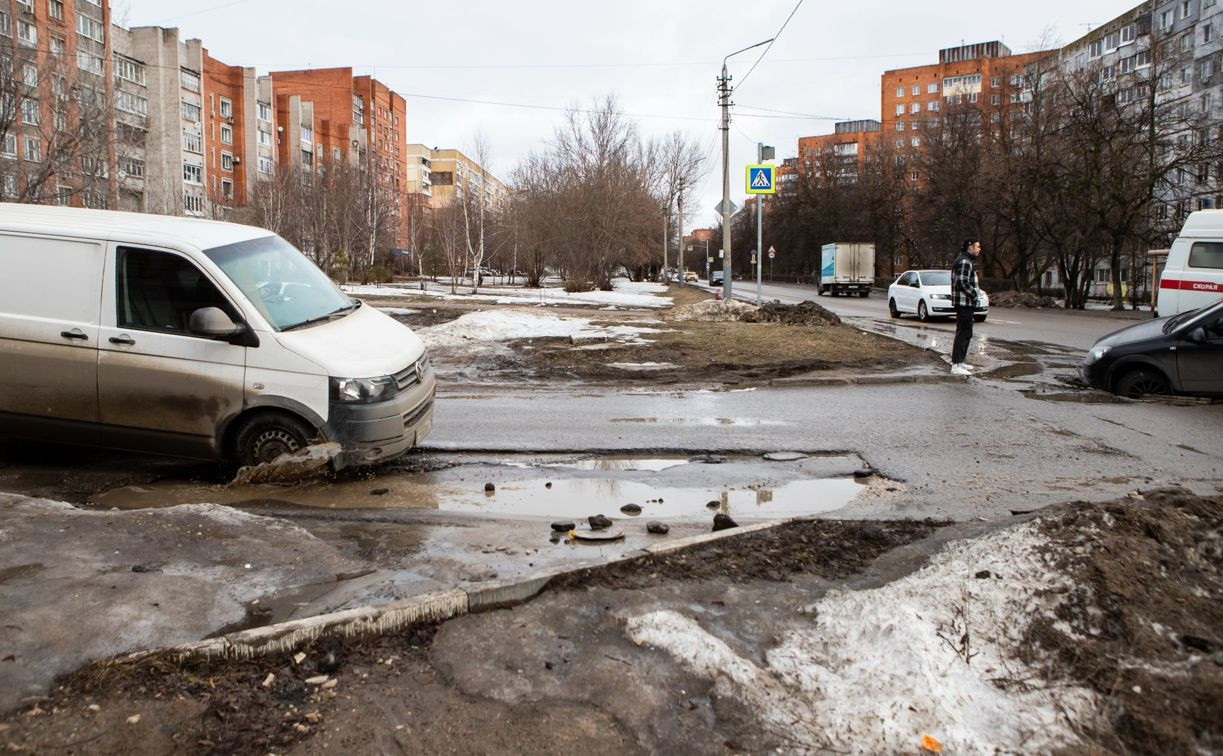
[1081,297,1223,397]
[710,270,724,287]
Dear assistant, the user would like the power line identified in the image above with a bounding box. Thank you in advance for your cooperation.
[737,0,805,90]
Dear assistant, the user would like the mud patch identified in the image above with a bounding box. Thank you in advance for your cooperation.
[1021,389,1127,404]
[1023,490,1223,754]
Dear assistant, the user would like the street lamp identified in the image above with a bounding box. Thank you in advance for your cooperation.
[719,38,772,301]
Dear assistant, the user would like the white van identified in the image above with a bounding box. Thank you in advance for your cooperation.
[0,205,435,470]
[1157,210,1223,316]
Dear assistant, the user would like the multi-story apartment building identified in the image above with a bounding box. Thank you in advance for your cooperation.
[797,119,881,182]
[408,144,507,212]
[269,67,409,243]
[201,50,257,210]
[1,0,113,206]
[881,42,1048,164]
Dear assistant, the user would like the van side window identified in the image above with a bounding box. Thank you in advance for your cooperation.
[1188,242,1223,269]
[117,247,239,334]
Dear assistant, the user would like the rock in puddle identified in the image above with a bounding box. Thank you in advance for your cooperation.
[588,514,613,530]
[620,503,643,515]
[712,513,738,531]
[551,521,576,532]
[646,521,670,535]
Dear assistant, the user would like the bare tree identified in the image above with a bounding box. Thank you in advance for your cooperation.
[655,130,708,280]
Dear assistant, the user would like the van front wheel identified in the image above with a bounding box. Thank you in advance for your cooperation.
[233,414,317,468]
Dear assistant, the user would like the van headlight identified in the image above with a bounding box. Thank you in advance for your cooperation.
[331,375,397,403]
[1085,345,1111,365]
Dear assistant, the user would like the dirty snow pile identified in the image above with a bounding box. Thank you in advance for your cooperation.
[665,299,758,322]
[416,309,664,352]
[626,523,1099,753]
[345,280,672,309]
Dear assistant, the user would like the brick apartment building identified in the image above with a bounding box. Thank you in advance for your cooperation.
[1,0,113,205]
[270,67,409,244]
[881,41,1048,163]
[407,144,507,212]
[797,119,881,182]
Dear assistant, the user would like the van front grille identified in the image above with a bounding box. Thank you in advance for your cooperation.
[403,391,434,429]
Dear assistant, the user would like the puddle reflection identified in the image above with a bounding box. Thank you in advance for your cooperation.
[546,457,690,472]
[440,477,863,519]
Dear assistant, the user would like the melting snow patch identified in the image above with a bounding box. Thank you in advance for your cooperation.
[625,523,1098,753]
[418,309,662,350]
[345,280,672,309]
[606,362,677,371]
[377,307,420,315]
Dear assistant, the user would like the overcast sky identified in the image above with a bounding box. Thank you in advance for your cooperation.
[113,0,1134,229]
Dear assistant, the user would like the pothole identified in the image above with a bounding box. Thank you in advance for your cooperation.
[84,452,881,522]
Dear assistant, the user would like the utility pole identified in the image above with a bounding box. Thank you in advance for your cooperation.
[719,62,732,300]
[718,39,772,302]
[677,191,684,287]
[662,203,668,281]
[755,142,774,305]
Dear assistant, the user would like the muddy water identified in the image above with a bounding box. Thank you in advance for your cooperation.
[86,454,868,521]
[443,476,864,519]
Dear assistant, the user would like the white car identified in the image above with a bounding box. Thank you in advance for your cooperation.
[888,269,989,322]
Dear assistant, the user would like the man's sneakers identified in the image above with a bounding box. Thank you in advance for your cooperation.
[950,363,972,376]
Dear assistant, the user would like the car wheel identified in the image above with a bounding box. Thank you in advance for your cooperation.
[1114,368,1171,399]
[233,414,317,468]
[889,298,901,318]
[974,314,987,322]
[917,301,930,322]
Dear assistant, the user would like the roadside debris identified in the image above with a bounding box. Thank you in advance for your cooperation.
[665,299,757,322]
[988,291,1059,308]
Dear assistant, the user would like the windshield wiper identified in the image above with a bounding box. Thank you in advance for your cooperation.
[281,300,360,331]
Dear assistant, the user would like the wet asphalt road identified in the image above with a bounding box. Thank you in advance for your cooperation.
[429,380,1223,520]
[702,279,1148,350]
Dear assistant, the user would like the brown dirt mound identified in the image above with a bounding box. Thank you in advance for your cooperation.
[989,291,1059,309]
[739,300,842,326]
[1023,489,1223,754]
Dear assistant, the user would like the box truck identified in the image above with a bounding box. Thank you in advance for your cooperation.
[818,243,875,297]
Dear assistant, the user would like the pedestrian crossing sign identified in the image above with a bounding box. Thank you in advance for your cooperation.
[746,165,775,194]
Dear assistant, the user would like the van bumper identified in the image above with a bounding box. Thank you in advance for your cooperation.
[325,371,437,469]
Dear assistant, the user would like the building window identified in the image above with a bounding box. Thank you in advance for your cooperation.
[1182,0,1191,18]
[895,121,905,131]
[353,94,364,125]
[1206,24,1214,44]
[18,19,36,47]
[183,163,202,184]
[1121,24,1136,43]
[24,136,40,162]
[48,0,62,21]
[927,100,939,112]
[910,102,920,114]
[220,124,232,144]
[301,149,313,168]
[910,137,920,147]
[911,85,919,96]
[121,157,144,178]
[895,104,904,116]
[182,132,201,153]
[1089,40,1103,58]
[300,126,313,144]
[258,156,274,174]
[115,55,146,85]
[21,99,38,125]
[219,97,232,118]
[116,90,148,116]
[2,175,16,197]
[184,193,205,214]
[257,101,271,122]
[991,76,1001,88]
[895,138,905,149]
[22,63,37,87]
[56,186,71,206]
[1,133,16,157]
[77,51,103,74]
[221,178,233,200]
[180,68,200,93]
[257,128,272,146]
[927,82,939,94]
[1136,50,1151,67]
[221,152,233,171]
[1161,9,1174,29]
[896,87,904,97]
[74,14,102,42]
[181,102,201,122]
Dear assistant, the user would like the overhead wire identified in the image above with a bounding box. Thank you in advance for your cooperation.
[736,0,805,91]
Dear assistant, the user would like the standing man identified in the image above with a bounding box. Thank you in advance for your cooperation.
[950,238,981,376]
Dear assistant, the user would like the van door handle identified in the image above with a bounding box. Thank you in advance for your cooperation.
[109,335,135,345]
[60,329,88,341]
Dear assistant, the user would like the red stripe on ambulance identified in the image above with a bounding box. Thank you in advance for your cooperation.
[1159,278,1223,292]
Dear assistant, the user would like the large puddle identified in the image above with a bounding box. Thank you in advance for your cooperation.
[84,453,871,521]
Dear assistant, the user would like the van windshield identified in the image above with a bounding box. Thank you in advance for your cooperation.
[204,235,355,331]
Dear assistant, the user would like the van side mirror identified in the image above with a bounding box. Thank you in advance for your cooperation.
[189,307,240,337]
[1185,326,1207,344]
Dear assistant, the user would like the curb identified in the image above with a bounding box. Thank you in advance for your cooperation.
[770,372,965,387]
[113,519,793,667]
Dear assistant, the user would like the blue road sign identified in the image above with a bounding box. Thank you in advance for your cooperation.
[745,164,776,194]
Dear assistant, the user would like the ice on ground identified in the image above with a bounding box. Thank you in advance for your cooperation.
[626,523,1098,753]
[417,309,663,351]
[344,280,672,309]
[606,362,677,371]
